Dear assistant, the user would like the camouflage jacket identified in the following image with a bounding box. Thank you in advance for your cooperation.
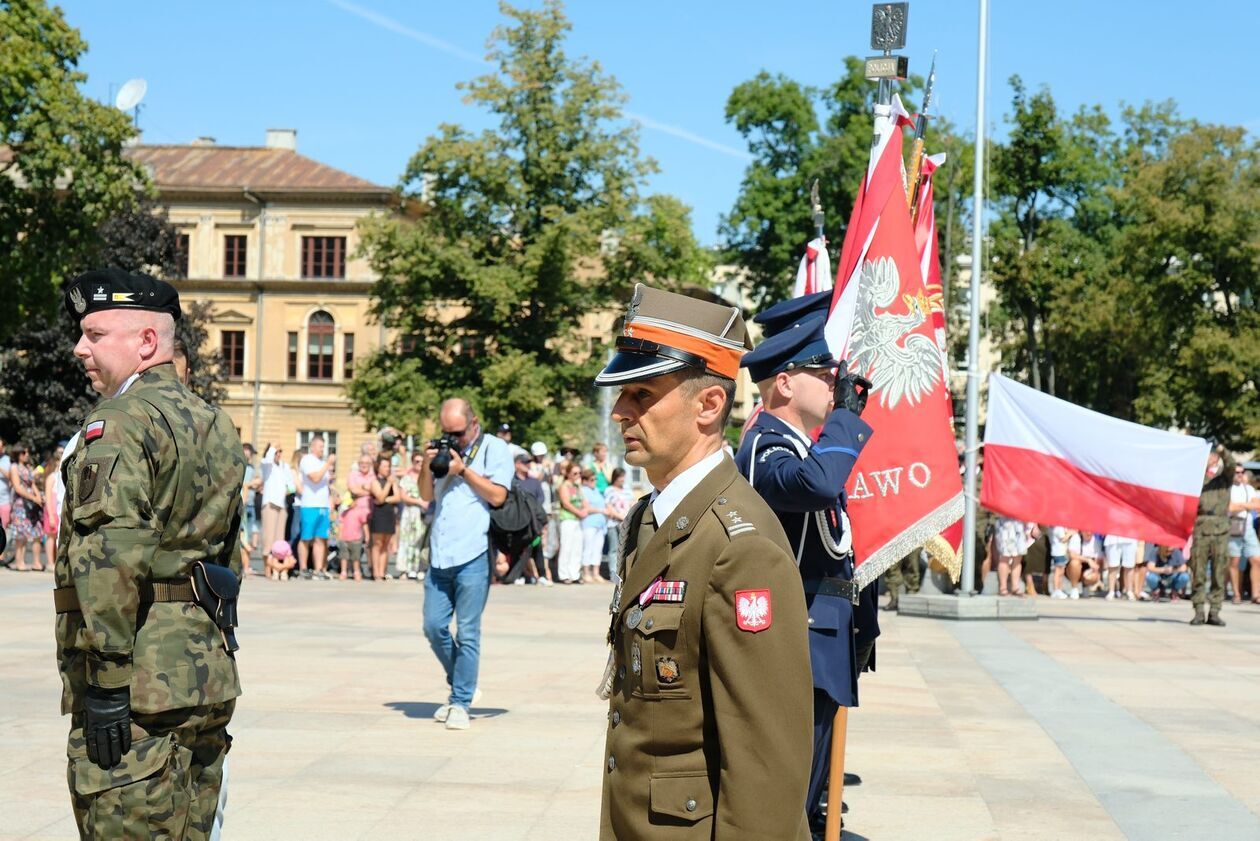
[1195,450,1236,534]
[55,363,245,715]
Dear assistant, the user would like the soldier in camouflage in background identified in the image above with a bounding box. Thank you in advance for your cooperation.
[54,268,246,840]
[1189,443,1234,626]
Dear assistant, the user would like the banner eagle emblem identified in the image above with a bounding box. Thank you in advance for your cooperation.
[847,256,943,410]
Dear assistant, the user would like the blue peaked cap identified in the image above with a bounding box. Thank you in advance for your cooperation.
[752,290,832,338]
[741,312,835,383]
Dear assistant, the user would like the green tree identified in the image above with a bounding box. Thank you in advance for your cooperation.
[1118,122,1259,446]
[351,0,708,444]
[0,0,147,339]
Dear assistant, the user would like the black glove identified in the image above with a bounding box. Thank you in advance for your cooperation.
[834,362,873,417]
[84,685,131,770]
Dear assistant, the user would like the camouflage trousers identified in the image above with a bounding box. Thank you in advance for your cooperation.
[1189,531,1229,612]
[67,700,234,840]
[885,549,922,597]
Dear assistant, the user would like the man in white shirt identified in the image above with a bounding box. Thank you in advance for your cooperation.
[298,436,335,579]
[1228,466,1260,603]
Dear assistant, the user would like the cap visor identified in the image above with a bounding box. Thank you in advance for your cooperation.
[593,352,688,386]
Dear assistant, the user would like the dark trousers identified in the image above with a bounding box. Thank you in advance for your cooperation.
[806,687,840,826]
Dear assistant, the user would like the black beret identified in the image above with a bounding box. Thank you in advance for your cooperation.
[63,268,182,324]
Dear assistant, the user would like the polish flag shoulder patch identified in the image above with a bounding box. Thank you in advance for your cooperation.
[84,420,106,443]
[735,589,772,633]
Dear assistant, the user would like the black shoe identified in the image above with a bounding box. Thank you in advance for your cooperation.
[1207,614,1226,627]
[844,772,862,787]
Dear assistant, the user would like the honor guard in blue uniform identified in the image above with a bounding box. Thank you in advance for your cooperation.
[734,292,879,836]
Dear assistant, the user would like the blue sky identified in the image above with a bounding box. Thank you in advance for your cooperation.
[62,0,1257,246]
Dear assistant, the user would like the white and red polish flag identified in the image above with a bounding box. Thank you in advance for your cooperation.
[826,96,964,587]
[981,374,1210,546]
[792,237,832,297]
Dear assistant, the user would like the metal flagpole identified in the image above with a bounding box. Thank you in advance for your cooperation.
[960,0,989,597]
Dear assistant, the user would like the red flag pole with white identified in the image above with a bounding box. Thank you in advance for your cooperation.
[981,374,1210,546]
[793,236,832,297]
[825,95,965,587]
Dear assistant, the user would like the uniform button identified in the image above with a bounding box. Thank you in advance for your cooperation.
[645,618,654,630]
[608,756,616,771]
[808,617,815,625]
[612,710,621,725]
[685,799,697,812]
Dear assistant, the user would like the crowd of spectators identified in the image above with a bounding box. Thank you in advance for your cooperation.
[194,426,637,590]
[953,466,1260,604]
[0,437,66,573]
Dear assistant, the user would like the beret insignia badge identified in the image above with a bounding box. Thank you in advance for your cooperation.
[69,286,86,314]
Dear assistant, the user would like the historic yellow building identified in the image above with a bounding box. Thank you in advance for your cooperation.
[132,130,393,455]
[135,129,758,459]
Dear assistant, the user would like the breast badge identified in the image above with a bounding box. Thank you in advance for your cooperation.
[655,657,681,685]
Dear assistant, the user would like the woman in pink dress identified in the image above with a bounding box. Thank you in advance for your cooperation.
[8,444,44,571]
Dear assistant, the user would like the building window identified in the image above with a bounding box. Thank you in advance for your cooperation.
[301,236,347,279]
[343,332,355,379]
[297,430,338,455]
[287,332,298,379]
[224,234,247,277]
[174,233,190,279]
[307,311,335,380]
[220,330,245,379]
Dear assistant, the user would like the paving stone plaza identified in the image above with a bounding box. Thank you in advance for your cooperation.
[3,572,1260,840]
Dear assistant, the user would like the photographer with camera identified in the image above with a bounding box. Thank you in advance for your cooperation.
[418,398,513,731]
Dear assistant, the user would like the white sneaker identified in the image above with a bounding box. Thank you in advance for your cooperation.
[445,706,470,730]
[1105,591,1115,601]
[416,571,426,581]
[1126,593,1136,602]
[433,704,451,723]
[1051,590,1067,599]
[1069,588,1080,600]
[538,578,553,587]
[514,578,525,586]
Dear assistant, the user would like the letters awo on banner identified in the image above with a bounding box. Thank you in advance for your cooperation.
[827,97,964,589]
[981,374,1210,547]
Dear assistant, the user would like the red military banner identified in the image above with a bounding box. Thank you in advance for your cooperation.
[827,98,964,588]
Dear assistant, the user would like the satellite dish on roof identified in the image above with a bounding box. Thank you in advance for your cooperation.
[115,78,147,111]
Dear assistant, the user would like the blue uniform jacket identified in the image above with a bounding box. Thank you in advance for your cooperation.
[734,409,878,707]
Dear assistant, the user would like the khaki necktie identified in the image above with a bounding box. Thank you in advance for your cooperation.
[633,506,656,571]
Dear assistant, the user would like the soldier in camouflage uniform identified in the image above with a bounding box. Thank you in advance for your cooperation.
[1189,443,1234,626]
[55,268,245,840]
[883,547,922,611]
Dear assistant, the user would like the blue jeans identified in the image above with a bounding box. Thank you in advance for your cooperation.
[1146,570,1189,594]
[423,553,490,709]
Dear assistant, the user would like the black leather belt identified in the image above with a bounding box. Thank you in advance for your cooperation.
[802,576,860,605]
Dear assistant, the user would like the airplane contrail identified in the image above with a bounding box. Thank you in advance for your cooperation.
[328,0,753,162]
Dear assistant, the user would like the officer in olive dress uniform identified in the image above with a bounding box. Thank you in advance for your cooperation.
[734,294,877,837]
[595,283,814,841]
[56,269,246,840]
[1190,443,1234,626]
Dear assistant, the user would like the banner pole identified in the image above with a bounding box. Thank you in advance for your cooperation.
[960,0,989,598]
[824,707,849,841]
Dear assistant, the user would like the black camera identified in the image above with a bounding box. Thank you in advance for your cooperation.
[428,434,460,478]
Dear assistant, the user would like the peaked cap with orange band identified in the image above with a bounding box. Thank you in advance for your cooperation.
[594,283,752,386]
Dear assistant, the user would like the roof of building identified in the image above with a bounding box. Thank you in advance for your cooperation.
[127,144,391,197]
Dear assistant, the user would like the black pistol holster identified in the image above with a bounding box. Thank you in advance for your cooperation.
[191,561,241,653]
